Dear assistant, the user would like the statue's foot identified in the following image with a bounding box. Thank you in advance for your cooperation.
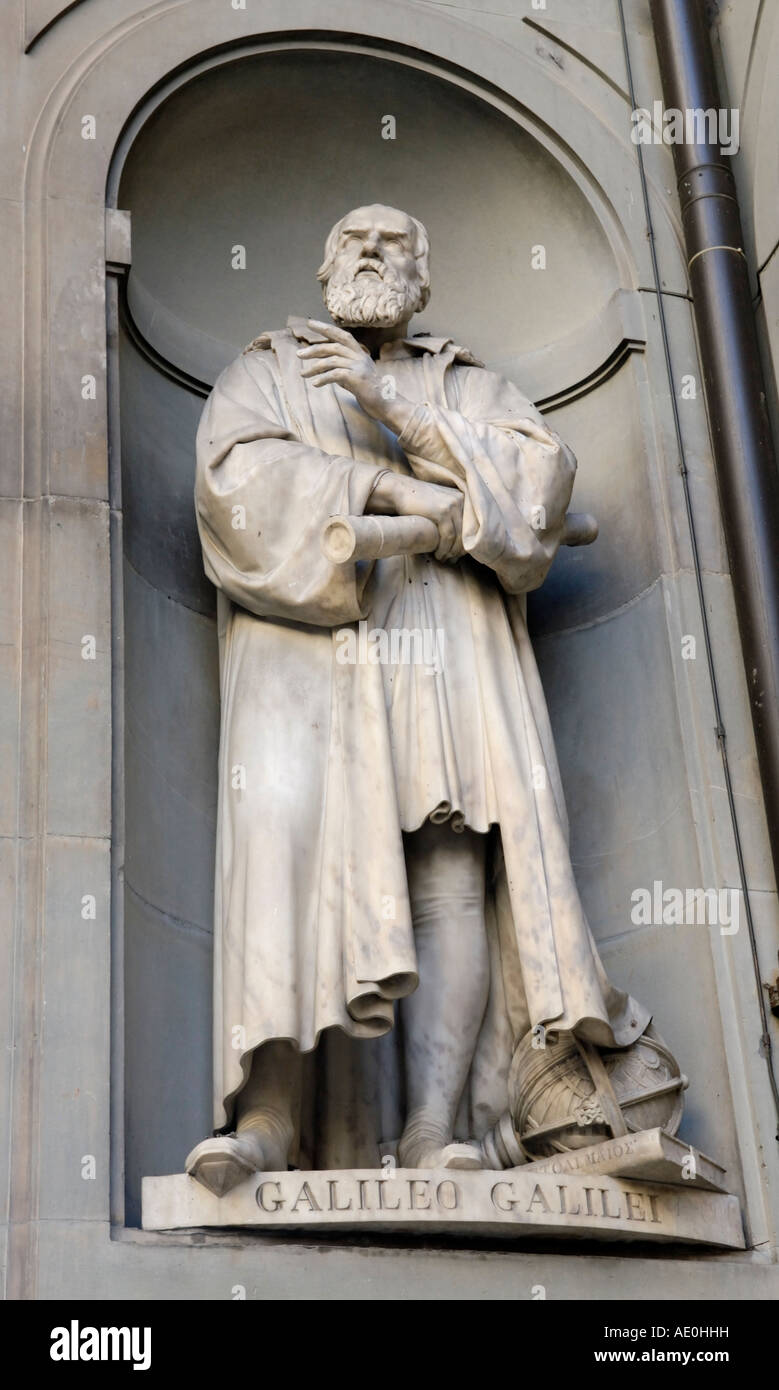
[397,1139,485,1171]
[185,1131,272,1197]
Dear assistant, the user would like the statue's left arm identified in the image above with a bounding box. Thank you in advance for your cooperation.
[387,367,577,594]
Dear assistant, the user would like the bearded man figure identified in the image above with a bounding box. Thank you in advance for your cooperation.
[186,204,649,1196]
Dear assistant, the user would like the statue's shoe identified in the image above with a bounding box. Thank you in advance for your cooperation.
[398,1140,484,1171]
[185,1133,266,1197]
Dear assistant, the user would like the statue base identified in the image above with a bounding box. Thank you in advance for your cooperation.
[142,1148,743,1250]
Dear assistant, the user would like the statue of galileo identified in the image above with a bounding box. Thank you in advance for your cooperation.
[186,204,649,1196]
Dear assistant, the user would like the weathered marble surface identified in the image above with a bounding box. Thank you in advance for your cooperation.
[143,1168,744,1249]
[188,202,651,1197]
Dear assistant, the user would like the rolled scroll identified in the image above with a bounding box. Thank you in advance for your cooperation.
[322,514,440,564]
[321,511,598,565]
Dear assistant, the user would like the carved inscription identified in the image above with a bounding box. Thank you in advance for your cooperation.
[255,1173,663,1226]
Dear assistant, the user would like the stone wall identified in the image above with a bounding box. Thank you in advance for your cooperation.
[2,0,778,1299]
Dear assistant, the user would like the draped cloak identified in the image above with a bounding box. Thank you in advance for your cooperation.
[194,316,649,1160]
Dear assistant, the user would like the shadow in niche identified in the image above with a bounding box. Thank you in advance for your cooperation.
[116,44,741,1227]
[119,314,218,1229]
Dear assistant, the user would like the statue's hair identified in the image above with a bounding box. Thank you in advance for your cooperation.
[316,207,431,310]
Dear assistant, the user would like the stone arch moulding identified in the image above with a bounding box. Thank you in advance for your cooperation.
[21,0,743,1256]
[25,1,696,507]
[24,0,708,512]
[102,41,654,412]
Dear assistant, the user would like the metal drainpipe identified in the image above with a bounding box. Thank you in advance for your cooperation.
[650,0,779,886]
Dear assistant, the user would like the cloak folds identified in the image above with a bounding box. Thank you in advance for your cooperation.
[195,316,648,1149]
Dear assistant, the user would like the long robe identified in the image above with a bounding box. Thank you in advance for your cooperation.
[194,316,648,1152]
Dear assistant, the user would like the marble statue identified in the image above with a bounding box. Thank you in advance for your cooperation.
[185,204,653,1197]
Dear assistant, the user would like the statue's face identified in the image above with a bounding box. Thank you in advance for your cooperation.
[323,205,426,328]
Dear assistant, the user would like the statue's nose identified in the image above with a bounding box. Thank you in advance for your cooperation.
[362,233,380,256]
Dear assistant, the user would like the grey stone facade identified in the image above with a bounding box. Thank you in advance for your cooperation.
[2,0,778,1299]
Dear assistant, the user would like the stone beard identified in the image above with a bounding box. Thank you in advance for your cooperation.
[324,263,423,327]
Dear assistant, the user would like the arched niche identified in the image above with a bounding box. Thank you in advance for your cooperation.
[107,41,740,1226]
[115,45,643,1220]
